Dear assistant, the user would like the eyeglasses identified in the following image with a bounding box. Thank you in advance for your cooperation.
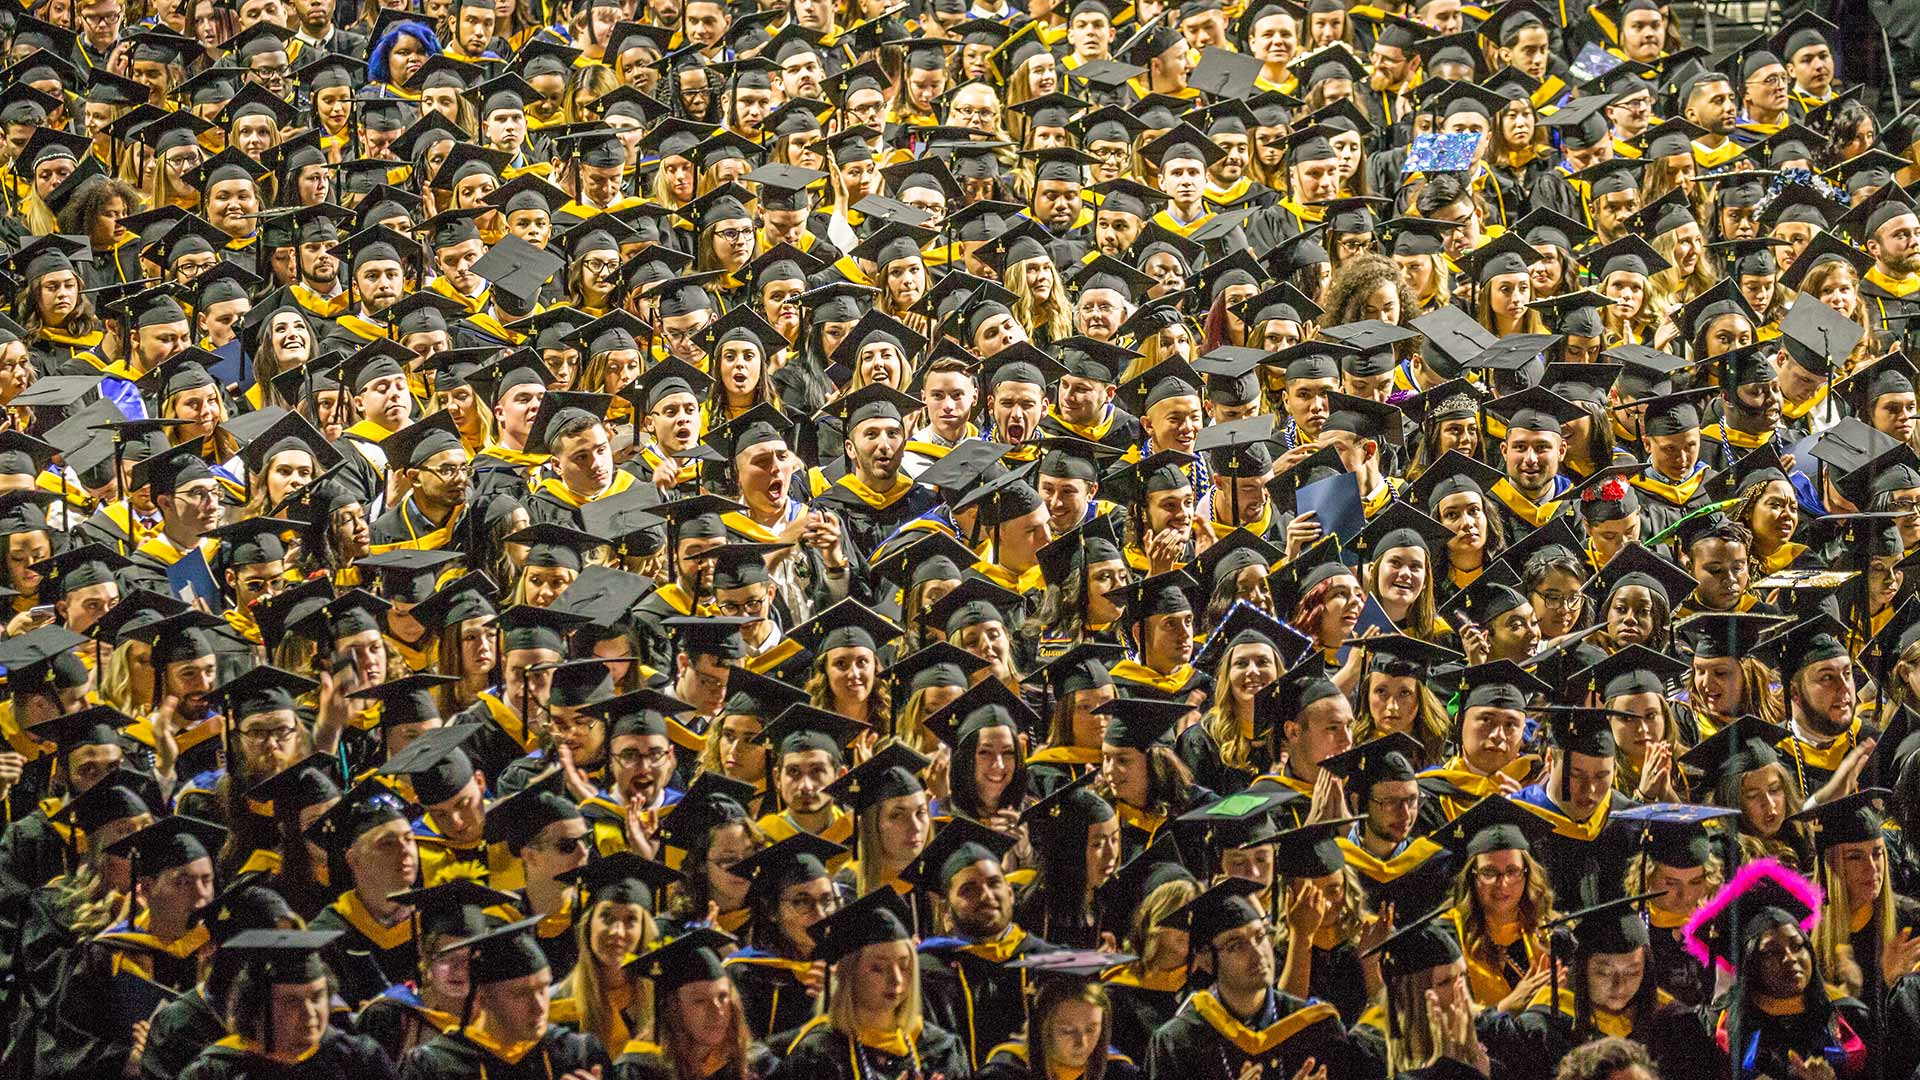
[423,462,473,481]
[781,891,839,914]
[614,747,674,768]
[1532,589,1584,611]
[713,226,755,244]
[714,596,767,617]
[661,325,705,345]
[1473,867,1527,885]
[582,258,620,276]
[173,486,222,505]
[81,8,123,22]
[1887,496,1920,513]
[251,64,292,79]
[240,724,299,746]
[1090,147,1130,164]
[1748,72,1790,88]
[1213,921,1272,957]
[950,105,996,123]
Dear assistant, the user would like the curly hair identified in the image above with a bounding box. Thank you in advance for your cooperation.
[57,177,138,238]
[1323,253,1416,328]
[1817,97,1877,170]
[367,20,442,84]
[1553,1037,1661,1080]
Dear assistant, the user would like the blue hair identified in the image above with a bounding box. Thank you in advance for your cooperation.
[367,20,443,84]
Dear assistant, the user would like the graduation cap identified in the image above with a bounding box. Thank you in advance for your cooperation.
[1683,857,1823,972]
[757,701,871,763]
[623,927,736,997]
[479,769,583,856]
[107,814,229,876]
[1447,657,1550,714]
[1486,384,1586,437]
[1170,875,1269,947]
[822,743,930,823]
[214,665,320,722]
[808,887,915,966]
[26,544,129,604]
[1431,795,1554,862]
[447,915,553,985]
[25,703,136,756]
[1455,232,1542,287]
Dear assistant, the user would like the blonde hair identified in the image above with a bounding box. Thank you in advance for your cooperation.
[1273,868,1368,946]
[1813,842,1895,997]
[1129,877,1200,967]
[1201,643,1263,771]
[561,898,660,1052]
[1797,262,1880,375]
[888,689,946,756]
[1383,961,1481,1074]
[1006,258,1073,346]
[852,790,930,898]
[1649,226,1717,322]
[99,639,155,715]
[1448,850,1555,981]
[824,940,923,1030]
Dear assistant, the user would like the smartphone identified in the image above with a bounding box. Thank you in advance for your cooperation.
[27,604,54,620]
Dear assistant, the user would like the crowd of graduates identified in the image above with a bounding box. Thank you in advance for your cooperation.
[7,0,1920,1074]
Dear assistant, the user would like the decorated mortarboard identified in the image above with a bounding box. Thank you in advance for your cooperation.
[1682,856,1825,973]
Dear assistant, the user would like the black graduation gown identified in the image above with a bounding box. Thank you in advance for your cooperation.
[399,1026,612,1080]
[1307,942,1369,1027]
[140,986,226,1080]
[767,1018,970,1080]
[178,1028,399,1080]
[612,1042,779,1080]
[1645,995,1873,1080]
[368,495,460,551]
[468,448,542,504]
[1510,785,1639,908]
[1101,968,1187,1066]
[1174,726,1260,796]
[0,884,74,1079]
[354,985,463,1065]
[0,804,76,893]
[35,925,205,1080]
[1647,916,1715,1008]
[917,927,1057,1071]
[1144,988,1373,1080]
[976,1041,1144,1080]
[308,892,420,1010]
[725,947,821,1044]
[1848,894,1920,1005]
[809,479,939,568]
